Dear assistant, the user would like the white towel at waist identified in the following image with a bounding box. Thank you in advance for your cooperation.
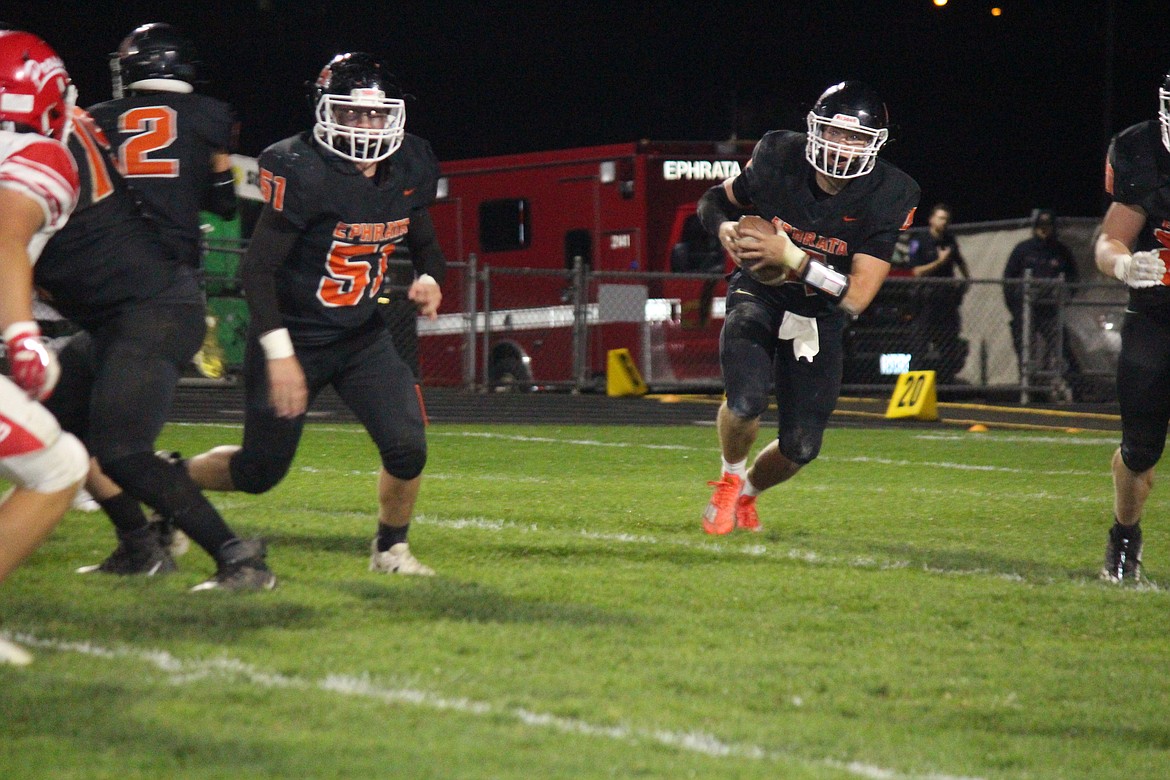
[777,312,819,362]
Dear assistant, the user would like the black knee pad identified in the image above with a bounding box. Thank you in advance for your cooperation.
[721,302,776,420]
[100,451,206,517]
[1121,438,1164,474]
[726,392,769,420]
[778,426,823,466]
[380,439,427,482]
[229,451,292,495]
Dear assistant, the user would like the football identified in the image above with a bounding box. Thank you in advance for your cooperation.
[735,215,794,286]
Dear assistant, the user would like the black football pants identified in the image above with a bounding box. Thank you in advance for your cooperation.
[229,325,427,494]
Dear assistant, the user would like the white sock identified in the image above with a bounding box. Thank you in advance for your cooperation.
[741,476,761,497]
[721,457,747,478]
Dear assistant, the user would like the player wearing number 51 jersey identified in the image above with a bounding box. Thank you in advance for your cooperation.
[88,22,237,271]
[1092,69,1170,583]
[184,52,447,576]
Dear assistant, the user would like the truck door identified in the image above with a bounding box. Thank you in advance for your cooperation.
[663,205,726,329]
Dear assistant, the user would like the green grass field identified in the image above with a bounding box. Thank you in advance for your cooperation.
[2,420,1168,779]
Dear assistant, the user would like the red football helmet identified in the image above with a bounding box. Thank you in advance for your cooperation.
[0,30,76,142]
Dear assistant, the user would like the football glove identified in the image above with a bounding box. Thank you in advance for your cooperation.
[3,321,59,400]
[1114,250,1166,288]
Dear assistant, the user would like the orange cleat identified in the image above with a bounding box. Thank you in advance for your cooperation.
[735,493,760,531]
[702,472,741,535]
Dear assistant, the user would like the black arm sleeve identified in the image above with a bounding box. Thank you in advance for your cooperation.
[238,206,300,335]
[202,168,238,219]
[696,184,741,237]
[406,208,447,285]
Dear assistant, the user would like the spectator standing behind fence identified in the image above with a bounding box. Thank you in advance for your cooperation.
[907,203,969,381]
[1003,209,1078,394]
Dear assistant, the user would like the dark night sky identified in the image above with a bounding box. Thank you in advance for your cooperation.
[10,0,1170,224]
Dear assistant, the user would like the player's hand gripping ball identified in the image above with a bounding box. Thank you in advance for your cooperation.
[734,215,797,286]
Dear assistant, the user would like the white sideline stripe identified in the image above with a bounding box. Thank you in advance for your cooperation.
[434,430,698,451]
[427,431,1105,476]
[170,423,1113,476]
[915,434,1118,446]
[5,631,983,780]
[414,516,1168,590]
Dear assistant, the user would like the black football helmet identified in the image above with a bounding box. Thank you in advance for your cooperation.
[805,81,889,179]
[309,52,405,164]
[111,22,199,98]
[1159,71,1169,153]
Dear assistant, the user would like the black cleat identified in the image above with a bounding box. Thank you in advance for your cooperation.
[77,528,177,576]
[1101,521,1142,583]
[191,538,277,592]
[149,451,190,556]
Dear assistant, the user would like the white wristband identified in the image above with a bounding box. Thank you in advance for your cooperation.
[416,273,438,286]
[800,260,849,298]
[3,320,39,343]
[259,328,295,360]
[1114,254,1132,282]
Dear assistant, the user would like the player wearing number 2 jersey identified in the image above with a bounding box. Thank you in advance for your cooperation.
[88,22,237,271]
[184,52,446,575]
[37,106,274,591]
[90,22,238,381]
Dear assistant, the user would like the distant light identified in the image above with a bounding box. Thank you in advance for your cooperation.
[933,0,947,6]
[991,6,1002,15]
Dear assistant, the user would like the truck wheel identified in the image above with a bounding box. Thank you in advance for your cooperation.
[489,350,533,392]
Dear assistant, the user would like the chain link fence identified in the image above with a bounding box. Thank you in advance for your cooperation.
[192,216,1126,403]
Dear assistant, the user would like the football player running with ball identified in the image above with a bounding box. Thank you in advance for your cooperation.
[183,53,446,575]
[696,81,919,535]
[1093,69,1170,583]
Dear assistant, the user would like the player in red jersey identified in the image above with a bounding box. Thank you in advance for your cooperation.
[0,30,89,665]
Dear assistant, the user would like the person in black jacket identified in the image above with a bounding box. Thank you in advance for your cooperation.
[1003,209,1078,386]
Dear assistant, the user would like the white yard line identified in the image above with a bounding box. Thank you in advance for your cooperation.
[4,631,983,780]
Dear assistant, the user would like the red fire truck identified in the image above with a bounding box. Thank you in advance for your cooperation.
[226,141,925,391]
[422,140,755,389]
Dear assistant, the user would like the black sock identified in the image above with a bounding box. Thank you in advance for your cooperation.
[98,493,150,534]
[376,523,409,552]
[1112,518,1141,542]
[102,451,235,557]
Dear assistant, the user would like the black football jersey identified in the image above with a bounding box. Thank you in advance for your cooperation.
[1106,119,1170,311]
[731,130,920,317]
[257,132,440,345]
[89,92,237,268]
[37,109,199,330]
